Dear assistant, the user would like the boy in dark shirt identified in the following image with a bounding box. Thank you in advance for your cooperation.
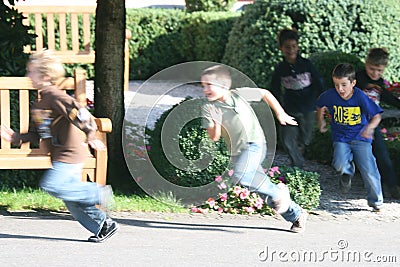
[356,48,400,198]
[270,29,325,168]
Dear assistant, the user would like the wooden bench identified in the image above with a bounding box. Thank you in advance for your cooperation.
[15,5,131,91]
[0,69,112,185]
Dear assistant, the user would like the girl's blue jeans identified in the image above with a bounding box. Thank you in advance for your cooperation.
[332,141,383,206]
[230,142,302,222]
[39,161,107,235]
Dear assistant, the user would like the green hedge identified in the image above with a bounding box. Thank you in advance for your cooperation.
[126,8,239,80]
[310,51,365,90]
[186,0,236,12]
[223,0,400,88]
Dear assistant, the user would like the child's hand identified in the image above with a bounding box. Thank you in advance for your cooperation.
[209,106,222,125]
[318,120,328,133]
[277,113,298,126]
[361,126,375,139]
[0,125,15,142]
[88,139,106,150]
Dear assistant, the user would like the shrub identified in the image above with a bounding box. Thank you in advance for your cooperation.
[179,11,239,62]
[126,8,187,80]
[309,51,365,90]
[145,97,230,187]
[186,0,237,12]
[193,165,321,215]
[126,8,239,80]
[223,0,400,88]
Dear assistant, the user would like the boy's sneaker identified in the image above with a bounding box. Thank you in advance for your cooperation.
[88,219,119,243]
[369,204,383,212]
[100,185,115,213]
[290,209,308,233]
[339,174,352,193]
[267,183,290,214]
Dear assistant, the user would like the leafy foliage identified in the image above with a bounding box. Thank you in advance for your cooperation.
[126,8,239,80]
[194,165,321,215]
[146,97,230,187]
[186,0,237,12]
[223,0,400,88]
[310,51,365,90]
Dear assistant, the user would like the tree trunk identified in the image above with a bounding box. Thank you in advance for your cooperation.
[95,0,137,192]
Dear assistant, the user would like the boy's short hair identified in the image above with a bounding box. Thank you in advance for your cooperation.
[366,48,389,66]
[29,49,65,84]
[201,65,232,89]
[332,63,356,82]
[277,29,299,47]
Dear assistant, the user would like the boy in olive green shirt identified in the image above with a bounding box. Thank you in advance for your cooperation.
[201,65,308,233]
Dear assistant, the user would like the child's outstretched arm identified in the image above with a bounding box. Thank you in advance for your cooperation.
[261,89,297,126]
[361,113,381,139]
[317,107,328,133]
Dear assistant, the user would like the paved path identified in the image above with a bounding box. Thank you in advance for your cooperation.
[1,210,400,267]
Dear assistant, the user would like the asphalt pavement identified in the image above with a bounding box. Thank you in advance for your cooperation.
[1,210,400,267]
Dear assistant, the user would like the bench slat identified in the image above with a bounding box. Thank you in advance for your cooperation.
[47,13,56,50]
[59,13,67,51]
[0,156,96,169]
[34,13,43,50]
[0,90,11,149]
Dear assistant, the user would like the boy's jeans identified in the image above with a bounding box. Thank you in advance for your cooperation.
[230,142,302,222]
[332,141,383,206]
[39,161,107,235]
[373,126,398,187]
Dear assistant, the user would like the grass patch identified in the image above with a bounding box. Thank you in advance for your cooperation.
[0,188,188,213]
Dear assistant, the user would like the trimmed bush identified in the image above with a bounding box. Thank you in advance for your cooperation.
[126,8,187,80]
[223,0,400,88]
[310,51,364,90]
[146,97,230,187]
[179,11,239,62]
[126,8,239,80]
[186,0,237,12]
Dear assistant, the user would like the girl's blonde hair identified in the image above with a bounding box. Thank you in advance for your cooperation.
[28,49,65,84]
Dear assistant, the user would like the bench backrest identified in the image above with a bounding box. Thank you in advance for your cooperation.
[0,69,87,154]
[15,5,131,91]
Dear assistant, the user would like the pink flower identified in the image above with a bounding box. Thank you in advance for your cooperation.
[217,207,224,214]
[220,193,228,201]
[218,182,227,190]
[191,207,200,213]
[240,188,250,200]
[233,186,242,196]
[200,208,209,214]
[381,128,387,134]
[206,197,216,208]
[254,197,264,209]
[270,166,280,173]
[215,176,223,183]
[268,166,281,177]
[228,169,234,176]
[244,206,255,213]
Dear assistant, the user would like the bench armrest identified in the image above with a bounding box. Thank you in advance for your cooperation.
[94,118,112,133]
